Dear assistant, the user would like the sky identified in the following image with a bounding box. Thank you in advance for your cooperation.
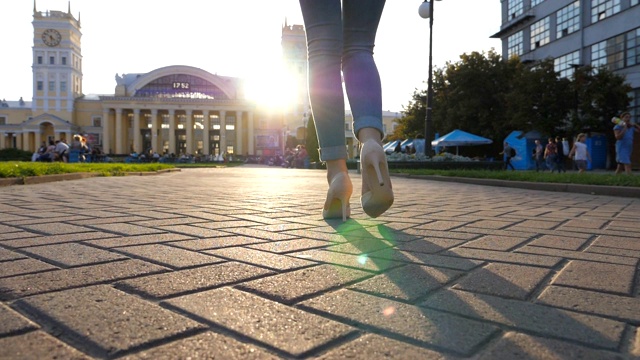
[1,0,502,112]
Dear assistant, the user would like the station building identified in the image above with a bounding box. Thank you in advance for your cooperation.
[0,4,401,160]
[492,0,640,120]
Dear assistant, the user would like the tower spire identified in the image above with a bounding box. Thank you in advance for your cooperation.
[33,0,37,14]
[68,1,71,14]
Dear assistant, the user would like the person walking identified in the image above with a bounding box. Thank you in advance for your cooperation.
[568,133,591,174]
[544,137,558,173]
[555,136,567,173]
[299,0,393,221]
[500,142,515,170]
[533,139,544,172]
[613,111,640,175]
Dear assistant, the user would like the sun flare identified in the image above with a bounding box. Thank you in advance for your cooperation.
[245,63,300,112]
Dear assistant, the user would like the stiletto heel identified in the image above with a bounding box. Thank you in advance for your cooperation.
[360,139,394,218]
[322,172,352,221]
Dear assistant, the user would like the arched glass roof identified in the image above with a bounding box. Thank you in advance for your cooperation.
[135,74,230,99]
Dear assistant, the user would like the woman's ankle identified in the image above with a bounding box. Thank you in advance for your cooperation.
[358,128,382,144]
[326,159,348,182]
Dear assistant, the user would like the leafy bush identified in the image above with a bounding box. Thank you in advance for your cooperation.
[0,162,175,178]
[0,148,33,161]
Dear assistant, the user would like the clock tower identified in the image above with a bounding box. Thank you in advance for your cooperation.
[281,20,309,140]
[32,1,82,120]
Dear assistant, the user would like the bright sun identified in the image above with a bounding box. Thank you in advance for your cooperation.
[245,62,300,112]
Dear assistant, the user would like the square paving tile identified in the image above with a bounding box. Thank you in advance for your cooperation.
[552,260,637,295]
[165,287,355,357]
[14,285,205,358]
[21,243,127,267]
[349,264,464,302]
[116,261,274,299]
[452,263,551,300]
[113,244,225,269]
[299,289,498,356]
[238,264,372,304]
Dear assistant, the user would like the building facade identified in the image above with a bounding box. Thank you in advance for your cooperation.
[492,0,640,121]
[0,4,401,159]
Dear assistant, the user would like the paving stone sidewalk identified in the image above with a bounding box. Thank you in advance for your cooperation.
[0,165,639,359]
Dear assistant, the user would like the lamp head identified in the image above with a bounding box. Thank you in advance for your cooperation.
[418,1,431,19]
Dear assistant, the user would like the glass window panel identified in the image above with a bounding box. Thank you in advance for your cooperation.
[554,51,580,78]
[557,1,580,39]
[135,74,230,100]
[530,17,550,49]
[508,31,523,58]
[508,0,523,19]
[591,0,621,23]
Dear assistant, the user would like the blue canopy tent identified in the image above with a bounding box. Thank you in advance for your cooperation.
[431,129,493,155]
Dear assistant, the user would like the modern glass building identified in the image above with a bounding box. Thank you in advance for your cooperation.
[492,0,640,121]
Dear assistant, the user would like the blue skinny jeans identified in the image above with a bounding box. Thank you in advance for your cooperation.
[299,0,386,161]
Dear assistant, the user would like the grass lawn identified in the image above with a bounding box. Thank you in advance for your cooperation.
[1,161,638,188]
[392,168,640,187]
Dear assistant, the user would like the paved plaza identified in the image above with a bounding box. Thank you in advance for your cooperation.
[0,165,639,359]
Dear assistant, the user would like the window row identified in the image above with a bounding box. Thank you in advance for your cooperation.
[508,1,581,57]
[36,80,67,92]
[35,53,81,69]
[591,27,640,70]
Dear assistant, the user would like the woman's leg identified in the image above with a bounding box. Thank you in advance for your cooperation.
[342,0,386,142]
[300,0,352,220]
[299,0,347,165]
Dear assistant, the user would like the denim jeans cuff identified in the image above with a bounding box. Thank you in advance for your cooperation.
[353,116,384,141]
[319,145,348,162]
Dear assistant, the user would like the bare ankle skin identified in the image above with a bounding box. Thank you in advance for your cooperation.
[326,159,349,183]
[358,128,382,144]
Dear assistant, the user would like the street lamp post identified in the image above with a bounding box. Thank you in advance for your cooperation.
[419,0,440,157]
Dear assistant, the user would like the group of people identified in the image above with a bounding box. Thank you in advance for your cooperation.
[284,145,309,169]
[534,135,593,174]
[532,136,572,173]
[522,111,638,174]
[32,135,102,163]
[33,139,70,162]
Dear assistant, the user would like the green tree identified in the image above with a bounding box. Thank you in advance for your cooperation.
[393,50,631,158]
[504,58,573,136]
[305,114,320,163]
[432,50,510,141]
[572,65,632,134]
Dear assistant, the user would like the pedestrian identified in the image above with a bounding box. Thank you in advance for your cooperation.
[568,133,591,174]
[555,136,567,173]
[500,141,515,170]
[299,0,393,220]
[533,139,544,172]
[613,111,640,175]
[544,137,558,173]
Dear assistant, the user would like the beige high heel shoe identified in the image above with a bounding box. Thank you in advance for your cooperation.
[360,139,394,218]
[322,172,352,221]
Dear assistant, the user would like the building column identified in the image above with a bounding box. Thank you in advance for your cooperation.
[247,111,254,155]
[34,131,42,151]
[65,131,72,143]
[219,110,227,156]
[115,108,123,154]
[168,109,176,155]
[150,109,160,154]
[233,111,241,156]
[203,110,210,156]
[133,108,141,153]
[185,109,193,155]
[22,132,30,152]
[102,108,111,154]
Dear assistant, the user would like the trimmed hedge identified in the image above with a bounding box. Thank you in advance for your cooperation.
[0,148,33,161]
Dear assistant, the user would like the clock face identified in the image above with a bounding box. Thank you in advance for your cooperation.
[42,29,62,47]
